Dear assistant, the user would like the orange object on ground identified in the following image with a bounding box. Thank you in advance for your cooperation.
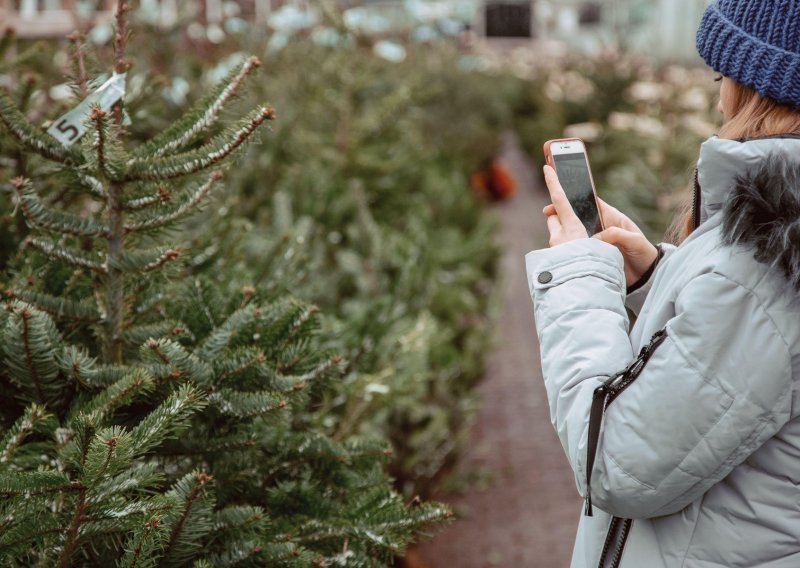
[471,159,517,201]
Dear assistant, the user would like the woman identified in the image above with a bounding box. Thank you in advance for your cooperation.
[526,1,800,567]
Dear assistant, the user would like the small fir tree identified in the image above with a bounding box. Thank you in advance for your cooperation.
[0,4,448,566]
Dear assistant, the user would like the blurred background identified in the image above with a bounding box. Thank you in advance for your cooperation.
[1,1,716,566]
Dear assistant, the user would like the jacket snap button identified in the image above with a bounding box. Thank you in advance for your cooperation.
[538,271,553,284]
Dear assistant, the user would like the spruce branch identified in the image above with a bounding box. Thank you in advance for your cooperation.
[0,404,52,467]
[0,92,82,164]
[91,106,111,179]
[12,177,108,237]
[68,369,154,425]
[82,427,131,484]
[25,237,107,273]
[113,0,132,75]
[141,338,213,385]
[125,107,275,182]
[162,471,213,566]
[280,356,343,388]
[118,515,166,568]
[59,485,87,568]
[196,305,256,361]
[89,463,163,504]
[207,390,286,418]
[87,105,129,181]
[6,289,101,323]
[216,348,267,382]
[124,321,191,347]
[128,383,206,456]
[76,173,108,200]
[124,171,222,233]
[2,301,66,406]
[0,471,76,497]
[134,56,262,160]
[109,247,182,273]
[124,186,171,210]
[67,32,90,99]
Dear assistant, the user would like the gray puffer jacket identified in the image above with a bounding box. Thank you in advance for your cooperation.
[525,136,800,568]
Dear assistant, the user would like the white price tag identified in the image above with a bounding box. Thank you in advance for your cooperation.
[47,72,127,146]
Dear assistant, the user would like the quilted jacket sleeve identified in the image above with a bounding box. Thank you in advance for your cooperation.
[525,237,793,519]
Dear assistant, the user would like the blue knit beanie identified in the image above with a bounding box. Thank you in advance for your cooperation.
[696,0,800,108]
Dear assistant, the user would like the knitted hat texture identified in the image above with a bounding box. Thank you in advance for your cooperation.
[696,0,800,108]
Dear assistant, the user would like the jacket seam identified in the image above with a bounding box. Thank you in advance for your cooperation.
[537,306,628,338]
[710,270,792,358]
[662,331,736,402]
[655,386,733,493]
[531,252,623,278]
[661,411,773,520]
[534,269,623,292]
[602,449,656,491]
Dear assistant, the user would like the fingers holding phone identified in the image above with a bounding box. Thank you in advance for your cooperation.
[542,138,604,240]
[542,165,590,246]
[542,138,659,285]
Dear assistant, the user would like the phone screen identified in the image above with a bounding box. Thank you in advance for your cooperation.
[553,152,602,235]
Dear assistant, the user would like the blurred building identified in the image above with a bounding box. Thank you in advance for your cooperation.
[504,0,712,61]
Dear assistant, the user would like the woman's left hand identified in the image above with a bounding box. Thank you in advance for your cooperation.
[542,165,589,247]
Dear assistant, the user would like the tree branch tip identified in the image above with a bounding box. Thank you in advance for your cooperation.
[144,515,161,529]
[192,471,213,484]
[211,170,224,181]
[261,106,277,120]
[90,106,107,120]
[66,31,84,43]
[10,176,25,189]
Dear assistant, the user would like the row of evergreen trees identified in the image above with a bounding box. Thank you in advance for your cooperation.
[0,4,452,565]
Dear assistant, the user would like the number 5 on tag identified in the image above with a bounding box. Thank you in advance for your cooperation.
[47,72,127,146]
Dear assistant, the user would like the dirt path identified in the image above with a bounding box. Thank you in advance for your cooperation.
[416,133,580,567]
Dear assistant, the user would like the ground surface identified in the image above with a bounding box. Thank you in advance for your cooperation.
[415,134,580,568]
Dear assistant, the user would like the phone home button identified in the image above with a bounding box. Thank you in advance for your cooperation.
[538,271,553,284]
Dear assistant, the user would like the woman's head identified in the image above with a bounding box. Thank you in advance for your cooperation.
[698,0,800,138]
[667,0,800,243]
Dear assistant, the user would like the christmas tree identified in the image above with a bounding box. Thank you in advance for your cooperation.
[0,3,448,566]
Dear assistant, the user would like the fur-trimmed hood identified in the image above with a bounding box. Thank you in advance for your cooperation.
[697,136,800,291]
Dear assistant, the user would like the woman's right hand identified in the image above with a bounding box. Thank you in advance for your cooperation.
[543,198,658,288]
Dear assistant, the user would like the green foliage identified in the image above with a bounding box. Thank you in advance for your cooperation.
[178,41,505,495]
[0,19,449,568]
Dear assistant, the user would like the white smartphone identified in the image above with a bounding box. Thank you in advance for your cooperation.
[543,137,604,235]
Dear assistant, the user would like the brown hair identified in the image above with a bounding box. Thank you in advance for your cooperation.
[665,81,800,244]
